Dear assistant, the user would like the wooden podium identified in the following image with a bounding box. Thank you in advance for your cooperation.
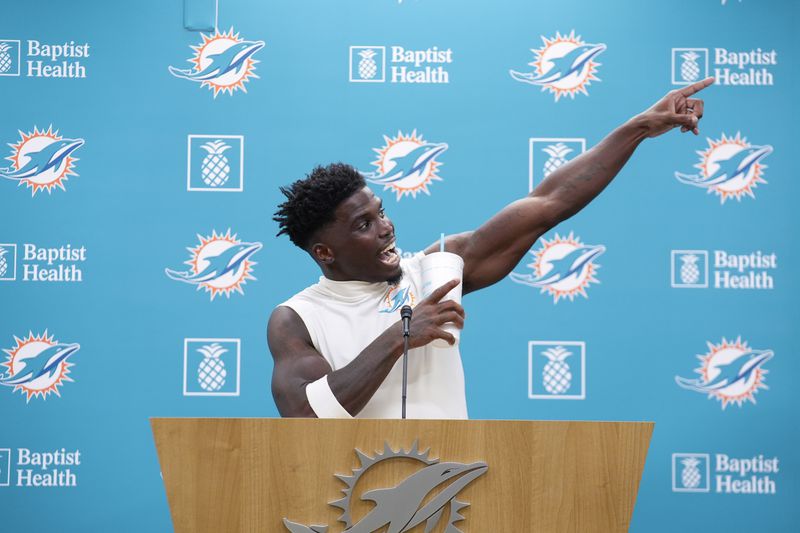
[151,418,653,533]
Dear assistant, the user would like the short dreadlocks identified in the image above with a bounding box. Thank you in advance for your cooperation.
[274,163,367,249]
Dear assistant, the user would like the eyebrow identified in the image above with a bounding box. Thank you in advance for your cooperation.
[349,198,383,225]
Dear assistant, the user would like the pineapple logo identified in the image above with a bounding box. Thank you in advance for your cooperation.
[541,346,573,395]
[680,51,701,82]
[672,453,710,492]
[0,245,11,280]
[674,132,772,204]
[360,130,448,200]
[510,232,605,303]
[671,48,708,85]
[0,40,20,76]
[671,250,708,288]
[529,341,585,399]
[1,126,84,196]
[1,331,80,402]
[675,337,774,409]
[349,46,386,82]
[529,138,585,191]
[184,338,240,396]
[165,229,262,300]
[509,30,605,101]
[168,28,265,97]
[187,135,244,191]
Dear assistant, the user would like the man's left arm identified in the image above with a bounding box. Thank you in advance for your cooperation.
[432,78,714,294]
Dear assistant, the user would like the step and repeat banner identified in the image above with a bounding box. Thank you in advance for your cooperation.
[1,0,797,531]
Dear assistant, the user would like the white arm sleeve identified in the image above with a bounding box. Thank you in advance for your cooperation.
[306,375,353,419]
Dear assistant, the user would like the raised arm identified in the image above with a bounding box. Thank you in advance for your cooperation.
[268,280,465,417]
[433,78,714,294]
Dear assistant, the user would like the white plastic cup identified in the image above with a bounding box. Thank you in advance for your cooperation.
[420,252,464,348]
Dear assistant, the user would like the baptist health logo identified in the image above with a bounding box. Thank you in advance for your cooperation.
[349,45,453,83]
[672,47,776,86]
[671,249,776,289]
[1,331,79,402]
[510,31,606,101]
[675,337,773,409]
[675,132,772,204]
[529,341,585,400]
[169,28,265,97]
[1,126,85,196]
[183,339,240,396]
[0,39,89,78]
[529,138,585,191]
[165,229,262,300]
[187,135,244,191]
[0,243,86,282]
[509,232,605,303]
[0,448,81,487]
[360,130,448,200]
[672,452,779,494]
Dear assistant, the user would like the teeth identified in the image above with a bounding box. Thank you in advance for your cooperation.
[381,242,396,254]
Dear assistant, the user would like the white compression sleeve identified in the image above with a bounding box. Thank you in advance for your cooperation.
[305,375,353,419]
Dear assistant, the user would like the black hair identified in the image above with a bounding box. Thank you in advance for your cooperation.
[274,163,366,249]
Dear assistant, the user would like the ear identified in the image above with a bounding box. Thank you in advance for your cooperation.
[311,243,334,265]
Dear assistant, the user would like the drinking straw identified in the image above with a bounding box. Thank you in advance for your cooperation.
[440,233,445,253]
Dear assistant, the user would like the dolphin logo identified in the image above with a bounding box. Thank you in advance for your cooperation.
[675,145,773,188]
[510,244,605,288]
[284,459,488,533]
[380,285,411,314]
[361,143,448,185]
[510,43,606,86]
[675,349,773,394]
[0,138,84,181]
[0,343,80,386]
[169,40,265,82]
[165,242,262,285]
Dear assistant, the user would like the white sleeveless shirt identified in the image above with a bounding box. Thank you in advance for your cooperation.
[279,252,468,419]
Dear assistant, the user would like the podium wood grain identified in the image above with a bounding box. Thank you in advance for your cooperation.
[151,418,653,533]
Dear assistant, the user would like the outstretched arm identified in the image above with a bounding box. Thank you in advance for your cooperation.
[433,78,714,294]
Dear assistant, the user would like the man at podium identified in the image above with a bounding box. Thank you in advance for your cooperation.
[268,79,713,419]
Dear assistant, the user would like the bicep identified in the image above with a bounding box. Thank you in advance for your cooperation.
[434,197,556,294]
[267,307,333,417]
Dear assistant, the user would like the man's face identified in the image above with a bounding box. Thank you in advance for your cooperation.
[314,186,402,283]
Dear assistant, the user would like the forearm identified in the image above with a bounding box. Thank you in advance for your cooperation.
[326,321,405,416]
[534,114,650,223]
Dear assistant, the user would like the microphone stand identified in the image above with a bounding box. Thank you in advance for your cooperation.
[400,305,412,419]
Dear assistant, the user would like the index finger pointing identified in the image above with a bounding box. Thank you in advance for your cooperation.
[679,77,715,97]
[426,278,460,302]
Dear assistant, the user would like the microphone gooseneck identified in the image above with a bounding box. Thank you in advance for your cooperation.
[400,305,412,419]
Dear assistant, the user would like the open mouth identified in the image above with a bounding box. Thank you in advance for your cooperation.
[378,240,400,265]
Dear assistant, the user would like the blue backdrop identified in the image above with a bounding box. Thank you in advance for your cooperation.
[1,0,797,531]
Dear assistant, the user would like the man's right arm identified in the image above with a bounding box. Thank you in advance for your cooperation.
[267,279,465,417]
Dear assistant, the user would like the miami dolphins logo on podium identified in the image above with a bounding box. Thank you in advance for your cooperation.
[675,337,773,409]
[360,130,448,200]
[674,132,772,204]
[168,28,265,97]
[1,331,79,402]
[1,126,84,196]
[165,229,262,300]
[283,441,488,533]
[509,30,606,101]
[509,232,605,303]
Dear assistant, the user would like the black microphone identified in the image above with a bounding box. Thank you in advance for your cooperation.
[401,305,413,337]
[400,305,413,419]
